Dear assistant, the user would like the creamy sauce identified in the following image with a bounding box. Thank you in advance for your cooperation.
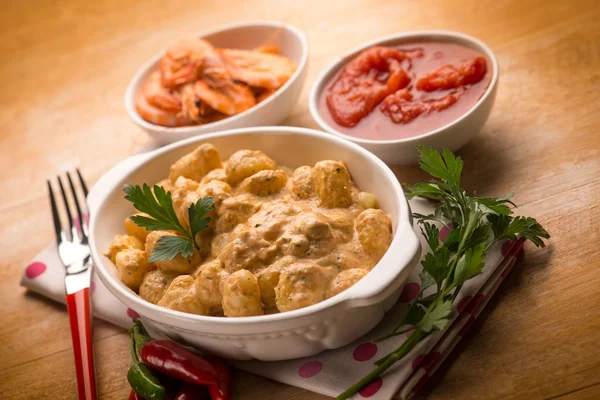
[108,144,393,317]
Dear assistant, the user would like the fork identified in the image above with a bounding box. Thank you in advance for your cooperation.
[47,169,97,400]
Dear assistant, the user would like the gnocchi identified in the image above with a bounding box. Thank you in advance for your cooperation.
[116,248,152,291]
[124,213,150,241]
[145,231,201,274]
[169,143,222,183]
[275,262,335,312]
[225,149,276,185]
[158,275,208,315]
[222,269,263,317]
[108,143,393,317]
[139,270,175,304]
[106,235,144,262]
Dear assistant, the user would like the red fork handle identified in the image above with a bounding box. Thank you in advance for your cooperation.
[66,288,98,400]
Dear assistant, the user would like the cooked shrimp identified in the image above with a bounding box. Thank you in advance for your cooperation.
[193,79,256,116]
[138,37,296,127]
[160,38,210,89]
[143,71,182,111]
[135,71,193,127]
[181,83,226,123]
[220,48,297,90]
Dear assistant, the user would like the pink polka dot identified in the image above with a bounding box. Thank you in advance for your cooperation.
[412,354,426,370]
[457,296,473,313]
[25,262,47,279]
[439,222,453,242]
[412,373,430,394]
[353,343,378,362]
[501,240,515,257]
[359,377,383,397]
[126,308,140,320]
[399,282,420,303]
[90,281,97,293]
[422,352,441,371]
[298,360,323,378]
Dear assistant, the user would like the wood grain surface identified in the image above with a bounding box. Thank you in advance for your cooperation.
[1,0,599,399]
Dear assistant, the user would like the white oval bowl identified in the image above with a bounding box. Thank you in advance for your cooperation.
[88,127,421,361]
[309,30,499,164]
[125,21,309,145]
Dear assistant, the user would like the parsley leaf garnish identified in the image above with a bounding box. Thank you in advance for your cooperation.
[189,197,214,239]
[148,235,193,263]
[415,300,454,332]
[449,243,486,290]
[123,184,213,262]
[338,147,550,400]
[421,246,451,286]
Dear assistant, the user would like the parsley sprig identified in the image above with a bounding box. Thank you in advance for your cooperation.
[337,147,549,400]
[123,184,213,263]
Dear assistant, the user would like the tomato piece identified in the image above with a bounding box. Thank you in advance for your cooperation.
[326,47,411,127]
[380,88,464,124]
[416,56,487,92]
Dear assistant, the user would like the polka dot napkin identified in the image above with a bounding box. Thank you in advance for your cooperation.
[20,197,524,400]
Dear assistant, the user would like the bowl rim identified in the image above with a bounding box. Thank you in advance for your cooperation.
[125,20,309,134]
[308,29,499,145]
[89,126,420,328]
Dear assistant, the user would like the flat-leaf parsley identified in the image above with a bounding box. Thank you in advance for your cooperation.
[123,184,213,262]
[337,147,549,400]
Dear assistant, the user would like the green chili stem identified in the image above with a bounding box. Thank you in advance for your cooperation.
[130,329,139,363]
[133,322,152,354]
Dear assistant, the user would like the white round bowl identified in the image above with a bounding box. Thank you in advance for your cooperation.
[309,30,499,164]
[125,21,309,145]
[88,127,421,361]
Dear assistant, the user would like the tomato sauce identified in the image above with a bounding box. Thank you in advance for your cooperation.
[319,42,492,141]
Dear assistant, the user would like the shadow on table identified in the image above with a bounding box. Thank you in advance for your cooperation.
[23,290,66,312]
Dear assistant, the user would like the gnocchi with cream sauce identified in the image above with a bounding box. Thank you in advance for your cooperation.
[107,143,393,317]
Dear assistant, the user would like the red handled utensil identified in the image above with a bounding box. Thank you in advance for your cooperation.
[47,169,97,400]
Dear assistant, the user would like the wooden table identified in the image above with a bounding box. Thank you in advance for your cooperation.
[2,0,599,398]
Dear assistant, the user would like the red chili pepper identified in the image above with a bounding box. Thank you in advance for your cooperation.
[204,356,231,400]
[140,340,218,387]
[175,381,210,400]
[129,389,145,400]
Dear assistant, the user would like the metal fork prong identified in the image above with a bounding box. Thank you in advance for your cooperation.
[47,180,64,246]
[76,168,89,198]
[67,171,88,238]
[58,175,78,242]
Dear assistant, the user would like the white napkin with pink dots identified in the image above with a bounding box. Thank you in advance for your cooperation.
[20,197,525,400]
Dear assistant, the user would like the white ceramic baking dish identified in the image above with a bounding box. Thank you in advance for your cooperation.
[125,21,309,145]
[88,127,421,361]
[309,30,499,164]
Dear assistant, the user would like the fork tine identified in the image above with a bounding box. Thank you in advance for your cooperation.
[47,180,64,245]
[67,171,88,237]
[58,175,77,241]
[76,168,89,198]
